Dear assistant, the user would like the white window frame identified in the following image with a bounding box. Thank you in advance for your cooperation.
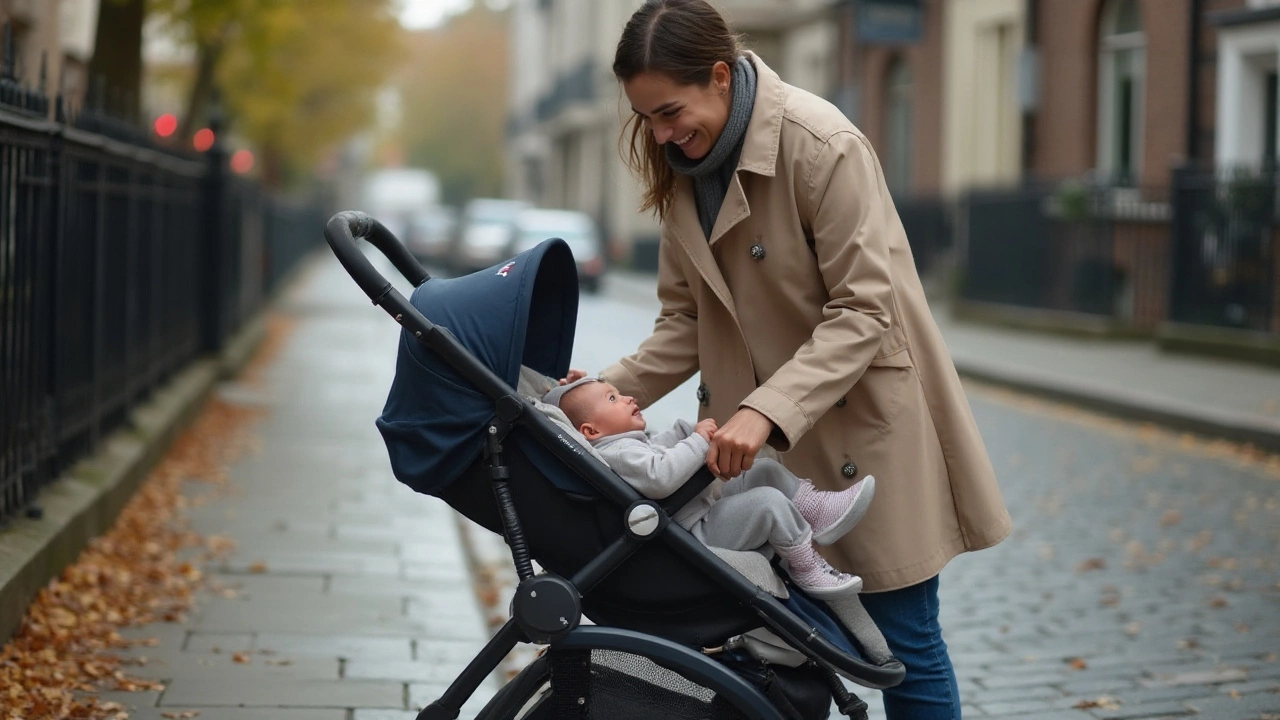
[1096,0,1146,185]
[1216,19,1280,170]
[884,56,914,196]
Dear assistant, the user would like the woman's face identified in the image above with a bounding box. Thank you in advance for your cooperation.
[623,62,732,161]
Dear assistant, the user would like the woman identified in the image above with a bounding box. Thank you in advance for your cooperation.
[572,1,1012,717]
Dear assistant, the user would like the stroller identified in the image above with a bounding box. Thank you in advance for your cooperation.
[325,212,906,720]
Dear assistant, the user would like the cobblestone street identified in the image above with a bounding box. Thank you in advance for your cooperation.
[938,388,1280,719]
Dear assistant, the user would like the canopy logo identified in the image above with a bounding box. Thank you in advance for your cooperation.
[496,261,515,277]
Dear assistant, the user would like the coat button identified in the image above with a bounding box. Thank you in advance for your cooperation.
[696,383,710,407]
[749,243,766,261]
[835,397,846,408]
[841,462,857,479]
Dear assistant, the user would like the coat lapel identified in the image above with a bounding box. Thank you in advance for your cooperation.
[670,179,739,325]
[707,173,748,248]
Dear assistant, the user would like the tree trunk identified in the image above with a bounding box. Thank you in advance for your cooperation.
[85,0,145,119]
[177,41,224,145]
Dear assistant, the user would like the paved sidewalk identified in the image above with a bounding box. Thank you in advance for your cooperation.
[607,271,1280,452]
[99,255,498,720]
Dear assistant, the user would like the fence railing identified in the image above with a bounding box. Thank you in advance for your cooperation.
[894,194,952,275]
[952,172,1280,336]
[0,86,326,526]
[1170,167,1278,334]
[957,182,1176,324]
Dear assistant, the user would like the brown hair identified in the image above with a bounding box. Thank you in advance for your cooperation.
[613,0,741,219]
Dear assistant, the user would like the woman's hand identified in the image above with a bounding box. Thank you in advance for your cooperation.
[560,368,587,385]
[706,407,774,479]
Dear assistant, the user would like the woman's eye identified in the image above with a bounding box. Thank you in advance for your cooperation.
[662,108,680,118]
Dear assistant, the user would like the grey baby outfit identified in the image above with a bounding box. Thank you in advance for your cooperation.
[593,420,811,552]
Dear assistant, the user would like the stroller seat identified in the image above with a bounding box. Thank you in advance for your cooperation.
[324,211,906,720]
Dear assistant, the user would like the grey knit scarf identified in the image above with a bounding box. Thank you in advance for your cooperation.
[666,56,756,240]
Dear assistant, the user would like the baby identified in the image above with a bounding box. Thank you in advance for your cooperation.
[544,377,874,598]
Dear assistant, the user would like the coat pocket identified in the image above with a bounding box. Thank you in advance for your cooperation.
[846,351,914,433]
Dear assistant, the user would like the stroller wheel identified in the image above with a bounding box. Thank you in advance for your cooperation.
[472,653,553,720]
[469,647,805,720]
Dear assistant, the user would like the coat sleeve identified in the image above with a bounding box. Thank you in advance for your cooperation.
[740,133,894,450]
[648,419,696,449]
[600,232,700,408]
[599,434,711,500]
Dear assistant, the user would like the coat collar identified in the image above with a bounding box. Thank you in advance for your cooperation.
[736,51,785,179]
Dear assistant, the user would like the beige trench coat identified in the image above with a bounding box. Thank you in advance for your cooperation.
[601,54,1012,592]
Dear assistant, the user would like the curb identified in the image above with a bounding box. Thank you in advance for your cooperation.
[0,291,280,644]
[952,356,1280,454]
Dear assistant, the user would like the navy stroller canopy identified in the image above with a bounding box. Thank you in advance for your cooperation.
[377,240,579,496]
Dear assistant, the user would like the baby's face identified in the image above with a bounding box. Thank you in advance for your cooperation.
[580,382,646,437]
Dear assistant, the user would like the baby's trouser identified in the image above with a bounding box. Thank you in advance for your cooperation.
[721,458,803,501]
[691,485,809,551]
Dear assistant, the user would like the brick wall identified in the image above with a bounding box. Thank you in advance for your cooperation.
[857,0,945,195]
[1034,0,1190,184]
[1112,218,1172,330]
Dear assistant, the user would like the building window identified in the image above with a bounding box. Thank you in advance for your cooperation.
[1097,0,1145,185]
[884,57,913,196]
[1214,19,1280,170]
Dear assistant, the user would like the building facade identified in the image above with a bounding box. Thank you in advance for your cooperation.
[830,0,946,197]
[506,0,1279,343]
[0,0,98,115]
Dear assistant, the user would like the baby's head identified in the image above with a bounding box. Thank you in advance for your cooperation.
[543,377,645,440]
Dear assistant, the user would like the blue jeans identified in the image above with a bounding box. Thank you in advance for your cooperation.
[858,575,961,720]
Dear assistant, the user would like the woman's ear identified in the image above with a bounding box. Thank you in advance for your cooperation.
[712,60,732,95]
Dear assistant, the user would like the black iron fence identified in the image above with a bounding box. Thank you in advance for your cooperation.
[894,194,952,275]
[959,182,1171,321]
[0,83,325,526]
[1170,167,1278,333]
[953,171,1280,337]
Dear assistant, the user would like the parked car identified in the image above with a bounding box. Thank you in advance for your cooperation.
[449,198,531,275]
[510,208,606,293]
[404,204,457,267]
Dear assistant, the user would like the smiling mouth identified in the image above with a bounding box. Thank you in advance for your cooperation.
[673,130,695,147]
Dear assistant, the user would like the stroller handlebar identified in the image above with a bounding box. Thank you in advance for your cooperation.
[324,210,430,303]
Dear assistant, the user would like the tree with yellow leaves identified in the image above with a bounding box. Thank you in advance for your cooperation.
[144,0,405,185]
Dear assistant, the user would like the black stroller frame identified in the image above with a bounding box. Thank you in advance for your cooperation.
[325,211,906,720]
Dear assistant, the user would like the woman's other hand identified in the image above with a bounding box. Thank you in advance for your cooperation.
[707,408,773,479]
[560,369,587,385]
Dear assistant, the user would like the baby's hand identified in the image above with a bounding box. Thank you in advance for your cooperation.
[560,368,587,385]
[694,418,718,442]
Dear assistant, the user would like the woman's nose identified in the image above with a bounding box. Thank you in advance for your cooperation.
[651,123,672,144]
